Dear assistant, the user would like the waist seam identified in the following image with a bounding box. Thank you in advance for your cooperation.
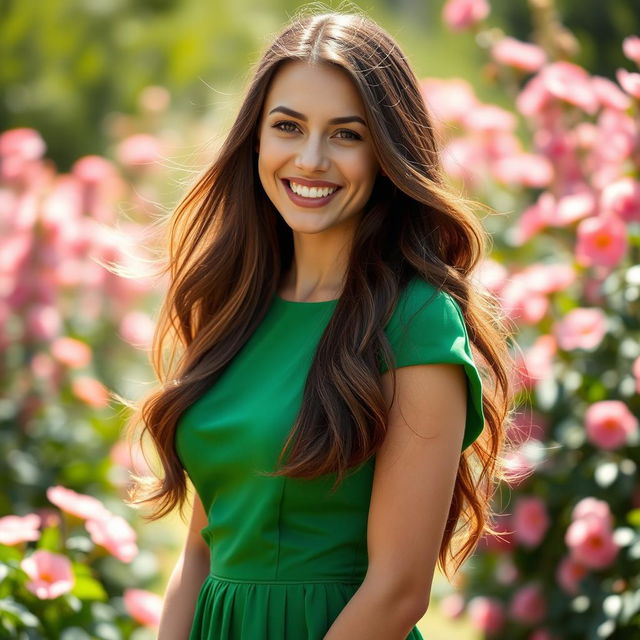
[208,572,364,585]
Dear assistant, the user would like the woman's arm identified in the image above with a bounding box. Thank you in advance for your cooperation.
[323,362,468,640]
[157,491,211,639]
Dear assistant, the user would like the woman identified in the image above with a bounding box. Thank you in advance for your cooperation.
[125,9,516,640]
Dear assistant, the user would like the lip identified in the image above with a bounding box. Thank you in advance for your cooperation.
[283,177,341,188]
[280,178,342,209]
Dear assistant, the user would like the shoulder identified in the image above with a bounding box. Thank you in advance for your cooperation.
[383,277,468,366]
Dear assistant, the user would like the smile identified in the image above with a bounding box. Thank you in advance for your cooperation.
[281,179,342,208]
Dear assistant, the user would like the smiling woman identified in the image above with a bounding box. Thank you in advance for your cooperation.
[124,7,517,640]
[256,60,380,251]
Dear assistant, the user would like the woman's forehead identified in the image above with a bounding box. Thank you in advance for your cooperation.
[262,60,365,117]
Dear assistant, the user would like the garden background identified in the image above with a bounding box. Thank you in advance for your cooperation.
[1,0,639,638]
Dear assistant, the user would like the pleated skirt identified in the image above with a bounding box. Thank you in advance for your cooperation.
[189,574,425,639]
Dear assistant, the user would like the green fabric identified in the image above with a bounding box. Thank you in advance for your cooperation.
[175,276,485,639]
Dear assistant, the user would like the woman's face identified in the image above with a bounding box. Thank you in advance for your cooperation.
[256,60,380,236]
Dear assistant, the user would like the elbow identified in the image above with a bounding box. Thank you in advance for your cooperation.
[362,576,430,626]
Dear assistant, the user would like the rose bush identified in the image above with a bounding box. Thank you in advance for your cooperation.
[435,2,640,638]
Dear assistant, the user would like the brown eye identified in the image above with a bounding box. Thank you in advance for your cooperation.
[273,121,299,133]
[334,130,361,140]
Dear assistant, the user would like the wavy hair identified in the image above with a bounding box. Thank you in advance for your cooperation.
[123,8,519,581]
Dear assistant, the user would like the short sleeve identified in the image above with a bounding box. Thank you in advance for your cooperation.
[380,278,485,451]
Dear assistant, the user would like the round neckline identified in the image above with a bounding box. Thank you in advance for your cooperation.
[274,292,339,305]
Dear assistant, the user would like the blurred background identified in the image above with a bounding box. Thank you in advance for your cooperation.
[1,0,639,638]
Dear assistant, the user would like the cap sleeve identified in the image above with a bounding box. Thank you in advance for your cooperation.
[380,278,485,451]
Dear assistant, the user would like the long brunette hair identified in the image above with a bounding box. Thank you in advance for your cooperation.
[123,9,518,580]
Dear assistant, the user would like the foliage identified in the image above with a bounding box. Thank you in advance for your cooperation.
[436,1,640,639]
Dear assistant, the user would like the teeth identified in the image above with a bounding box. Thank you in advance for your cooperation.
[289,181,337,198]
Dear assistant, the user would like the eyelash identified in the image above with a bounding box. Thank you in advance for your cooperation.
[272,120,362,140]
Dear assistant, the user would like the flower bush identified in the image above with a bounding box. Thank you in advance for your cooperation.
[435,3,640,638]
[0,122,171,637]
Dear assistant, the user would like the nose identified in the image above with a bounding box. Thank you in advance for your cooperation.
[294,135,330,173]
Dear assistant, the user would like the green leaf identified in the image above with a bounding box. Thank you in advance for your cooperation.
[71,575,107,602]
[37,526,62,553]
[0,598,41,628]
[627,509,640,528]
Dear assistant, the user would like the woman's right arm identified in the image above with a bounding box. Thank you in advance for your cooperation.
[157,491,211,639]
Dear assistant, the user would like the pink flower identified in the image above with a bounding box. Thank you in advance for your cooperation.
[492,37,547,72]
[575,214,628,269]
[623,36,640,64]
[20,550,74,599]
[120,311,155,349]
[518,335,557,388]
[123,588,163,628]
[513,192,556,244]
[25,305,62,341]
[555,192,596,225]
[556,554,589,595]
[554,308,607,351]
[46,485,111,521]
[116,134,164,168]
[592,76,632,111]
[601,178,640,223]
[492,153,553,188]
[85,514,138,563]
[439,592,465,619]
[523,263,576,294]
[463,104,517,132]
[571,497,614,527]
[467,596,506,634]
[50,336,92,368]
[513,496,550,548]
[565,516,618,569]
[510,583,547,625]
[616,68,640,98]
[585,400,638,450]
[0,513,41,545]
[495,554,519,585]
[442,0,489,32]
[71,376,110,408]
[420,78,478,124]
[633,356,640,393]
[0,128,47,183]
[476,258,508,294]
[72,155,118,185]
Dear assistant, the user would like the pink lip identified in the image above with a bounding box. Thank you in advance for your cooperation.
[280,179,342,209]
[283,177,341,188]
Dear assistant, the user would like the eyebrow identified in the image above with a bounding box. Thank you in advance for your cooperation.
[268,106,367,126]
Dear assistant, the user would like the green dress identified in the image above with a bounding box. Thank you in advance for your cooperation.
[175,276,485,639]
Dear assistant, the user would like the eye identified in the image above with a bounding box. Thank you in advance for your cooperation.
[334,129,361,141]
[272,120,300,134]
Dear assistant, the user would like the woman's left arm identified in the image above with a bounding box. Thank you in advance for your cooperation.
[322,362,468,640]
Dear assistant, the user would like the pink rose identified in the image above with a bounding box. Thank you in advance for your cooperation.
[46,485,111,521]
[556,554,588,595]
[468,596,506,634]
[123,588,163,628]
[633,356,640,393]
[116,134,164,168]
[119,311,155,349]
[510,583,547,624]
[554,308,607,351]
[601,178,640,223]
[492,37,547,72]
[513,496,550,548]
[585,401,638,450]
[622,35,640,64]
[21,550,74,600]
[592,76,632,111]
[0,513,41,545]
[565,515,618,569]
[616,68,640,98]
[50,336,92,368]
[442,0,489,32]
[85,514,138,563]
[575,214,628,269]
[571,497,614,527]
[71,376,110,408]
